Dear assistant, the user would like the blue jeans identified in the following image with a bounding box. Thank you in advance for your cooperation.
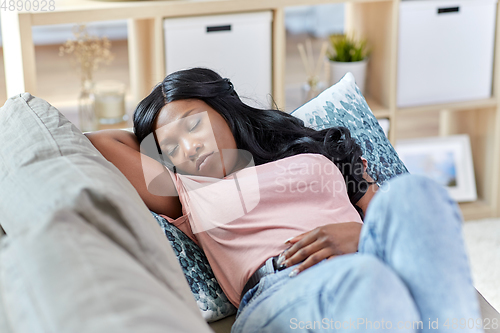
[232,174,483,333]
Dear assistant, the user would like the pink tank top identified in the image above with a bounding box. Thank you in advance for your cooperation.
[160,153,362,307]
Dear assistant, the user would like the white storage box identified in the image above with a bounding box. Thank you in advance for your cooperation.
[397,0,497,108]
[164,12,272,108]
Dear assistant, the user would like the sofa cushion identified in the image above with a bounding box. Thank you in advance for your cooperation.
[0,93,211,332]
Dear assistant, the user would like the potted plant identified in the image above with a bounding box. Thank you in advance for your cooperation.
[327,34,370,94]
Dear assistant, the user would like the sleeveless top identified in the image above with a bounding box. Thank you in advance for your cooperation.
[160,153,363,307]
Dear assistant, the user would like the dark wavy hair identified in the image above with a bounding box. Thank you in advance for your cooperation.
[134,67,371,207]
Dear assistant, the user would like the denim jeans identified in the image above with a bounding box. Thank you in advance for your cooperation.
[232,174,483,333]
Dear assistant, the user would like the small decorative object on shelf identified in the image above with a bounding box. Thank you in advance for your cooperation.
[327,34,370,94]
[395,134,477,203]
[94,80,127,126]
[59,24,114,132]
[298,39,328,103]
[79,78,97,132]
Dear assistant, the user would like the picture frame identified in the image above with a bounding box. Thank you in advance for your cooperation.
[395,134,477,202]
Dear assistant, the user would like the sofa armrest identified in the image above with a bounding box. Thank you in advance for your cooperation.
[0,93,212,332]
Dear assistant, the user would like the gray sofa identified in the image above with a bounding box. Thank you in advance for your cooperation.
[0,93,213,332]
[0,93,498,333]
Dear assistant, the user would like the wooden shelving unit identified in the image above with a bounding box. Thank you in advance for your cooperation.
[399,98,498,114]
[344,0,500,220]
[1,0,499,220]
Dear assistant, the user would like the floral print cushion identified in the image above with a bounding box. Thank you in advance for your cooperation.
[151,212,236,322]
[290,72,408,185]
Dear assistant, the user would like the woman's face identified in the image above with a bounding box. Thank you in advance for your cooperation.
[154,99,240,178]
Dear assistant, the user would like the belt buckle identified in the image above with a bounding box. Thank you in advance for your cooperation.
[272,254,287,272]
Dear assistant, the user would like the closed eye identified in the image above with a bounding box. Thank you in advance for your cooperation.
[167,145,178,157]
[190,120,200,132]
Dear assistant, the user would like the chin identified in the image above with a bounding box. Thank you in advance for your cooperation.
[202,156,229,178]
[202,165,225,178]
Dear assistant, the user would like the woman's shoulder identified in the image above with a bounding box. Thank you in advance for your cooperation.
[255,153,342,179]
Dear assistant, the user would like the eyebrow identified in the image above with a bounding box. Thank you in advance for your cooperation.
[180,109,194,120]
[158,109,195,147]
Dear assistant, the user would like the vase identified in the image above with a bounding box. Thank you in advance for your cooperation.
[78,79,97,132]
[329,59,368,94]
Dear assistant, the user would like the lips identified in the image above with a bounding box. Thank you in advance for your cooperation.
[196,151,214,171]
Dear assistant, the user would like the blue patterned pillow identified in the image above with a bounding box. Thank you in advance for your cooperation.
[150,212,236,322]
[290,72,408,185]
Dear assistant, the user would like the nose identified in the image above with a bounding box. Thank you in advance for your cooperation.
[181,137,202,159]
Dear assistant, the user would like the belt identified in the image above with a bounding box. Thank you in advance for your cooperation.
[240,254,287,301]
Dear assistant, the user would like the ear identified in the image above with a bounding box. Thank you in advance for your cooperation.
[361,157,368,172]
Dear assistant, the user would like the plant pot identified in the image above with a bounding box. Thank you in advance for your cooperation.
[329,59,368,94]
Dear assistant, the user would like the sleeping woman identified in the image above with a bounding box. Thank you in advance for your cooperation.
[86,68,483,333]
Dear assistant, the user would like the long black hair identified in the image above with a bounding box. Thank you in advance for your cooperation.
[134,67,370,206]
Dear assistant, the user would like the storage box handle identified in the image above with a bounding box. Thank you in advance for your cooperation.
[437,7,459,14]
[206,25,232,33]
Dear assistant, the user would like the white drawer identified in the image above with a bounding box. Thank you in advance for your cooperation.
[164,12,273,108]
[397,0,497,108]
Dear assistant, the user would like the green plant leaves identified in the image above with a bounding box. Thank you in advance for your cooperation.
[327,34,369,62]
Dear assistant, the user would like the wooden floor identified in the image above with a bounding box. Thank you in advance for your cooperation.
[0,33,438,138]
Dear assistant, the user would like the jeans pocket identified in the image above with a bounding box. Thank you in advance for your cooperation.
[236,274,269,319]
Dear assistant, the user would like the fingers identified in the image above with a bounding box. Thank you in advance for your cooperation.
[288,248,335,278]
[281,223,363,277]
[284,232,307,246]
[283,234,334,270]
[282,231,317,265]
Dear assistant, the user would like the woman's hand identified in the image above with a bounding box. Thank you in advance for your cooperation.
[280,222,363,277]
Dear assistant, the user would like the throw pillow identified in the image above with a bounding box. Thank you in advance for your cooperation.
[151,212,237,322]
[290,72,408,185]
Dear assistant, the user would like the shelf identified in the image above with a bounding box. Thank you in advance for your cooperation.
[284,83,391,118]
[49,96,136,131]
[4,0,499,220]
[459,200,495,222]
[365,96,390,118]
[29,0,395,26]
[399,97,497,114]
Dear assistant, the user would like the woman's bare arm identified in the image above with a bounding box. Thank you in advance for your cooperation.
[84,129,183,219]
